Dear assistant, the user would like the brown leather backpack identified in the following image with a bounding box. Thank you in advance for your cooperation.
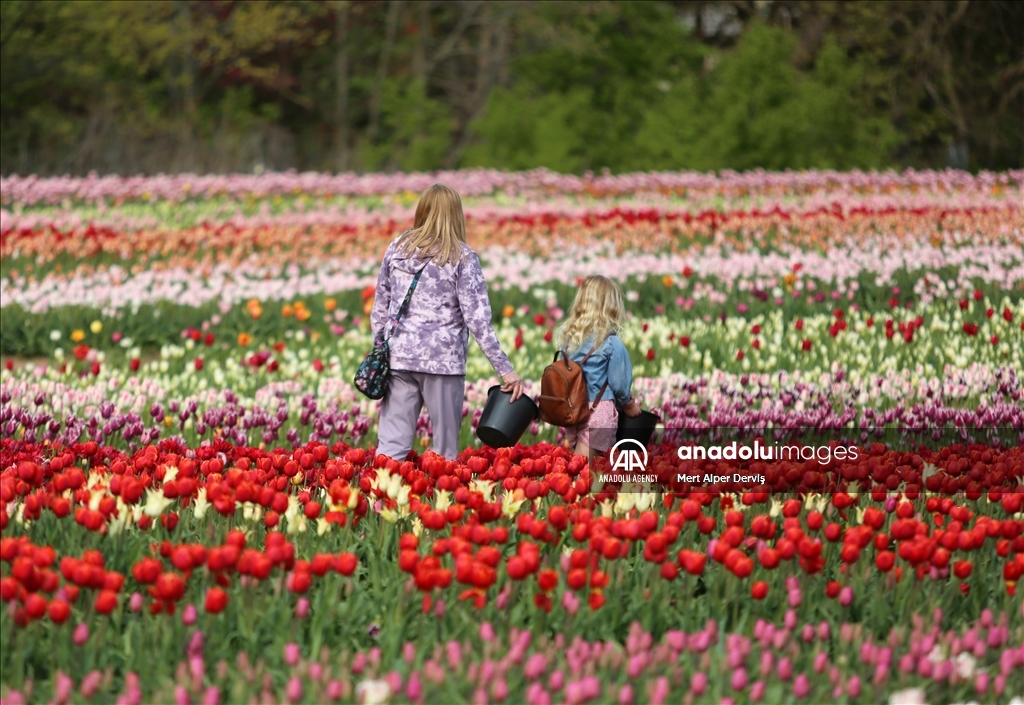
[538,345,608,427]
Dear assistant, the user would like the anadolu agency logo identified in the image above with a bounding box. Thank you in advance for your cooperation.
[596,439,657,484]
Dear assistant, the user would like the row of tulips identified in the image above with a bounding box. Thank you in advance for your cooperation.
[2,360,1021,454]
[1,436,1022,701]
[3,204,1019,274]
[2,285,1021,371]
[4,167,1021,206]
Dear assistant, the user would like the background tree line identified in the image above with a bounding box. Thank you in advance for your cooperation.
[1,0,1020,176]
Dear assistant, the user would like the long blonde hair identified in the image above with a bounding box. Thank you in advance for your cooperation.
[555,275,626,353]
[396,184,467,265]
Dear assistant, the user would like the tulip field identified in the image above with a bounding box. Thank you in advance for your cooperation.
[1,168,1023,705]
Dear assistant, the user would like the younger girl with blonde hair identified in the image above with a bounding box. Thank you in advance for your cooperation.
[554,275,640,456]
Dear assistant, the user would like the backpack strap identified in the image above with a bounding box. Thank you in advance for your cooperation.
[591,380,608,411]
[566,338,611,411]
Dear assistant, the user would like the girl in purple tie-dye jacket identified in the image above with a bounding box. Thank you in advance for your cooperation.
[370,184,523,461]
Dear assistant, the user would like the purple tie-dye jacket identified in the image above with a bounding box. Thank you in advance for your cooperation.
[370,236,513,378]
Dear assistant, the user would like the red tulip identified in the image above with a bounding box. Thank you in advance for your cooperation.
[205,587,228,614]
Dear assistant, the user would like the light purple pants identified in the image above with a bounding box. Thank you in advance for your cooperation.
[376,370,466,460]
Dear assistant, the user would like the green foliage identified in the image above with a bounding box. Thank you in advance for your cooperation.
[0,0,1017,174]
[360,80,454,172]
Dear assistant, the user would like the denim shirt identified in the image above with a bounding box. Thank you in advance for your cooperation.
[566,333,633,406]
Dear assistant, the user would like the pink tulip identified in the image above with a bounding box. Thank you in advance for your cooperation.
[778,657,793,681]
[817,622,830,641]
[839,587,853,606]
[618,684,634,705]
[384,671,403,695]
[284,643,300,666]
[286,678,302,704]
[788,588,802,608]
[433,599,446,619]
[561,590,580,615]
[526,683,550,705]
[524,654,547,680]
[547,670,564,691]
[202,687,219,705]
[898,654,915,674]
[174,685,189,705]
[352,652,367,674]
[187,631,204,658]
[295,598,310,619]
[784,609,798,630]
[750,680,766,702]
[793,674,810,699]
[403,642,416,664]
[847,675,861,698]
[814,652,828,674]
[650,676,669,705]
[479,622,495,642]
[73,623,89,646]
[310,663,323,682]
[975,672,989,695]
[690,672,707,696]
[189,655,204,685]
[490,677,507,702]
[80,671,102,699]
[129,592,143,612]
[53,671,74,705]
[182,604,197,626]
[731,668,748,691]
[326,680,344,701]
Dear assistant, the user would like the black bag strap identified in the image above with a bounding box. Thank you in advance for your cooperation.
[384,264,428,341]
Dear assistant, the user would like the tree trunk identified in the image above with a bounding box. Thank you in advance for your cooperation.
[414,1,429,87]
[367,0,402,144]
[335,0,350,173]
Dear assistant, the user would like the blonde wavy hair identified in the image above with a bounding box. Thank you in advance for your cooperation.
[554,275,626,354]
[396,184,467,265]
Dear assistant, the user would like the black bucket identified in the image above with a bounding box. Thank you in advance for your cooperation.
[476,385,539,448]
[617,410,660,446]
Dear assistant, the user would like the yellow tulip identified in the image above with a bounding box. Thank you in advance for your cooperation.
[71,330,85,342]
[90,320,103,334]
